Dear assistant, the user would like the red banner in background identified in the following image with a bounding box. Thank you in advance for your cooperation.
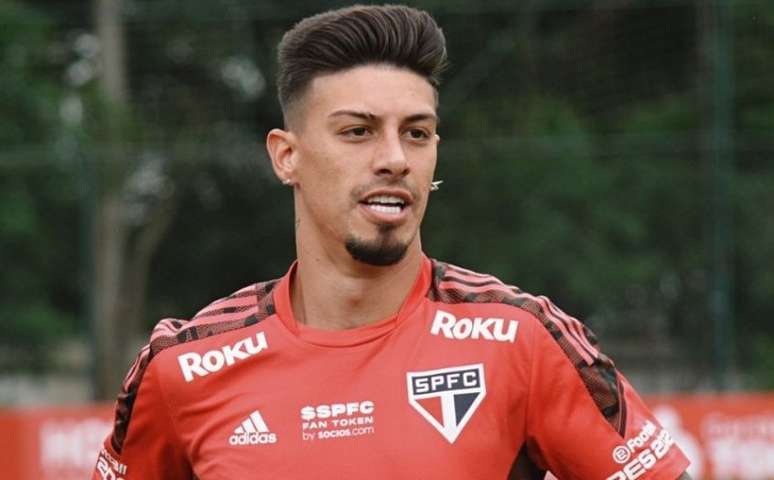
[0,404,114,480]
[647,393,774,480]
[0,394,772,479]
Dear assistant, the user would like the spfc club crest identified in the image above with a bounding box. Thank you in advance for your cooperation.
[406,363,486,443]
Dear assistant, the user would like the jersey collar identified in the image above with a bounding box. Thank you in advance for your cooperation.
[272,254,432,347]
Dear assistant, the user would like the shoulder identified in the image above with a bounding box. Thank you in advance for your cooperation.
[122,278,281,388]
[427,257,607,373]
[146,278,280,359]
[428,258,576,329]
[109,279,280,454]
[428,259,626,434]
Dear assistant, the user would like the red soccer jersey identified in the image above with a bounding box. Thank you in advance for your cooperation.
[93,256,689,480]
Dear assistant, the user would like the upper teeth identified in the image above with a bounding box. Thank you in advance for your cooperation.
[366,195,404,205]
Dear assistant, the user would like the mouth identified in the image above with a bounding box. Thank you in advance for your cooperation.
[358,191,412,217]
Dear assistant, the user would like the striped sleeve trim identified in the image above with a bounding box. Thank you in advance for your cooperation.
[194,285,258,317]
[519,292,625,434]
[428,260,625,435]
[531,295,598,366]
[429,262,522,304]
[110,279,279,454]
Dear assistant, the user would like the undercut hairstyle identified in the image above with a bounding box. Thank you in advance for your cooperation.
[277,4,447,124]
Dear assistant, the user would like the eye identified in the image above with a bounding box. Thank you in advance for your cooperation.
[342,126,371,137]
[406,128,430,140]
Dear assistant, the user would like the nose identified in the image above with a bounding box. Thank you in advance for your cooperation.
[372,130,409,178]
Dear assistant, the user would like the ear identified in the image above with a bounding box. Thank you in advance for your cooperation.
[265,128,299,185]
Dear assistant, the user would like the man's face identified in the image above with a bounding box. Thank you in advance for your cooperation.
[288,64,439,266]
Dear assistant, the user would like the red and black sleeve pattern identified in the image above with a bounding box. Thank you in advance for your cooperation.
[93,279,278,480]
[428,259,689,479]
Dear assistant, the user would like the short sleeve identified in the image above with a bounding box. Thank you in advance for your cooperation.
[92,348,193,480]
[523,298,690,479]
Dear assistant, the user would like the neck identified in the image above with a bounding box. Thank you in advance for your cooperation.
[290,240,423,331]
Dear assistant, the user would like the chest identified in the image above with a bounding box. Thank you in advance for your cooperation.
[170,318,531,479]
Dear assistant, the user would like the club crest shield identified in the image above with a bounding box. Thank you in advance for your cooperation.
[406,363,486,443]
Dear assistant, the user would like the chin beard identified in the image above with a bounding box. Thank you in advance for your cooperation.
[345,229,409,266]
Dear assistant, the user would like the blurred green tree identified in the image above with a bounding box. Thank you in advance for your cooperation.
[3,0,773,393]
[0,2,79,370]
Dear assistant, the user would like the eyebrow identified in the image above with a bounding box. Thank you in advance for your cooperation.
[329,110,377,122]
[328,109,439,124]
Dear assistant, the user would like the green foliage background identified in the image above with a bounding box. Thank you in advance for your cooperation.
[1,0,772,389]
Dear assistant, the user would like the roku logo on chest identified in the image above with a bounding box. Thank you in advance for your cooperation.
[177,332,268,382]
[431,310,518,343]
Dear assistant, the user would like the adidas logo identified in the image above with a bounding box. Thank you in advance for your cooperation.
[228,410,278,445]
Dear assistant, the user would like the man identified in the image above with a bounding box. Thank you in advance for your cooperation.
[93,5,691,479]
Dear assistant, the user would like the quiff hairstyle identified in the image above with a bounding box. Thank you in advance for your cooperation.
[276,4,447,124]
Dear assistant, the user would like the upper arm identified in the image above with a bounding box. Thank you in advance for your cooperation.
[522,298,691,479]
[92,350,192,480]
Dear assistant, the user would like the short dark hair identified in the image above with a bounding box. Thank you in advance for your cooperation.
[277,4,447,120]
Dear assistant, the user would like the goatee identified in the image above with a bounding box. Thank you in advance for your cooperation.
[345,227,408,266]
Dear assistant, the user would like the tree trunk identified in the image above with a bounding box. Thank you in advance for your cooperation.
[92,191,128,398]
[92,0,129,399]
